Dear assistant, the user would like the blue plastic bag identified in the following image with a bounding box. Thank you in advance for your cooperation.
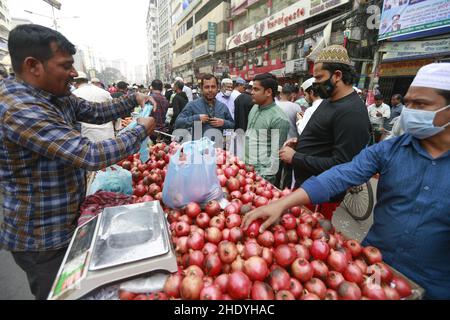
[89,165,133,196]
[162,137,223,209]
[119,103,153,163]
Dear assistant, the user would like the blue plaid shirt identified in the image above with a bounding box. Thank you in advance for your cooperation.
[0,78,148,251]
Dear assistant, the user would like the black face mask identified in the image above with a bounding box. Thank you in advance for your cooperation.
[312,77,335,99]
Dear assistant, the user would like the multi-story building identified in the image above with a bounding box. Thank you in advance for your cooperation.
[146,0,160,81]
[226,0,362,85]
[171,0,230,84]
[0,0,11,71]
[158,0,172,83]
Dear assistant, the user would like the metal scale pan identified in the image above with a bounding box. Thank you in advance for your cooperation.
[48,201,177,300]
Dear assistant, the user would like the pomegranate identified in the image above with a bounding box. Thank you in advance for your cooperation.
[229,227,244,243]
[325,289,339,300]
[226,177,241,192]
[268,267,291,291]
[362,280,387,300]
[119,290,136,300]
[196,212,210,229]
[281,213,297,230]
[367,262,393,283]
[188,250,205,268]
[133,185,147,197]
[224,204,239,217]
[343,262,364,284]
[168,210,181,224]
[231,255,245,272]
[204,200,221,217]
[345,240,363,258]
[327,250,349,272]
[362,246,383,265]
[218,241,238,264]
[187,232,205,251]
[184,265,204,278]
[311,260,329,280]
[251,281,275,300]
[253,196,269,208]
[326,271,345,290]
[241,192,255,204]
[240,204,253,215]
[274,230,288,246]
[296,223,312,239]
[243,256,269,281]
[286,230,299,243]
[202,243,218,256]
[391,277,412,298]
[180,275,204,300]
[184,202,201,218]
[354,259,368,274]
[338,281,362,300]
[224,167,238,179]
[231,199,243,211]
[311,227,329,241]
[383,285,401,300]
[304,278,327,300]
[218,175,227,187]
[276,290,295,300]
[289,278,303,299]
[225,213,242,229]
[222,228,230,241]
[310,240,330,261]
[243,241,263,259]
[178,214,193,225]
[262,247,274,265]
[257,230,275,247]
[291,258,314,283]
[210,216,225,230]
[244,220,261,238]
[175,221,190,237]
[214,274,229,293]
[148,292,168,300]
[274,244,296,267]
[293,244,310,260]
[205,227,222,244]
[230,190,242,200]
[290,206,301,217]
[200,285,222,300]
[204,254,222,277]
[147,183,161,196]
[175,236,188,254]
[121,161,132,170]
[301,293,321,300]
[227,271,251,299]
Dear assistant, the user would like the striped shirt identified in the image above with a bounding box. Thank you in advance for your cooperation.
[0,78,147,251]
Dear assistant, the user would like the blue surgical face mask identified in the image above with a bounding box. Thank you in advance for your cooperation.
[400,105,450,139]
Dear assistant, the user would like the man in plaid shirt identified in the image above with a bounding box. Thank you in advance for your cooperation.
[0,24,156,299]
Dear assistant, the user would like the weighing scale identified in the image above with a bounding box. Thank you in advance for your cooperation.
[48,201,178,300]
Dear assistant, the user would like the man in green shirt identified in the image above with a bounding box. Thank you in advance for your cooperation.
[245,73,290,185]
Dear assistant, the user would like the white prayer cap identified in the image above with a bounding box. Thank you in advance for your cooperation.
[91,77,101,83]
[74,71,88,80]
[353,86,362,93]
[221,78,233,85]
[301,77,316,92]
[175,76,184,83]
[278,85,283,93]
[411,63,450,91]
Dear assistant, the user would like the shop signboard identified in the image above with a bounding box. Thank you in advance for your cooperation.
[285,58,307,74]
[379,58,433,77]
[378,0,450,41]
[226,0,349,50]
[208,22,217,52]
[380,38,450,61]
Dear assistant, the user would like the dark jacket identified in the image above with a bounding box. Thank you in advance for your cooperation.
[234,92,254,131]
[171,91,189,126]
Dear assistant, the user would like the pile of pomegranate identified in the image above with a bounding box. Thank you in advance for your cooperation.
[115,144,413,300]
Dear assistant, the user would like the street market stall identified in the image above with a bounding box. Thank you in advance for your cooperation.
[48,140,424,300]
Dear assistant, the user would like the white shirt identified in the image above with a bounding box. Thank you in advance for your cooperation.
[296,98,323,135]
[277,100,302,139]
[368,103,391,126]
[216,90,240,120]
[72,83,117,142]
[183,86,193,102]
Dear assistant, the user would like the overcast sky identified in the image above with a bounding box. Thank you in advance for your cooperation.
[9,0,149,66]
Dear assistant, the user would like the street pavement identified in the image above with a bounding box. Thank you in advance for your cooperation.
[0,180,377,300]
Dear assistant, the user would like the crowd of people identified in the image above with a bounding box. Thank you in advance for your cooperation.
[0,24,449,300]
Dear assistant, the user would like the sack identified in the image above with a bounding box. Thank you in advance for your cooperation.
[119,103,153,163]
[89,165,133,196]
[162,137,223,208]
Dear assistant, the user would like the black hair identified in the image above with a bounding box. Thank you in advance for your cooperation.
[174,80,184,91]
[305,87,320,98]
[436,89,450,105]
[321,63,356,86]
[391,94,403,103]
[151,79,163,91]
[253,73,278,98]
[282,84,295,95]
[0,64,8,78]
[8,24,76,74]
[117,81,128,90]
[164,83,172,89]
[374,94,384,101]
[201,74,219,88]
